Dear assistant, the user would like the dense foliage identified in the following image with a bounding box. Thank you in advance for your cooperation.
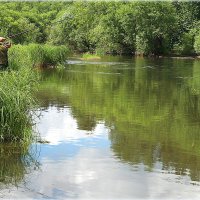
[1,1,200,56]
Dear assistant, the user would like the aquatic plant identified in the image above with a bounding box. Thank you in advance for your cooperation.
[8,44,70,70]
[0,67,39,142]
[81,52,101,60]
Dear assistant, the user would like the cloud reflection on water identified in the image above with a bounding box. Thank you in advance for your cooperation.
[1,106,200,199]
[36,106,109,145]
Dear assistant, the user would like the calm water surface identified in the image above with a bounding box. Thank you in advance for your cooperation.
[1,56,200,199]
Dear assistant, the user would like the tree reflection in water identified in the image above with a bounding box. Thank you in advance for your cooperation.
[36,57,200,183]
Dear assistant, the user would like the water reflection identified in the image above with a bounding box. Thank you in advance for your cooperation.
[3,57,200,198]
[36,106,109,145]
[33,57,200,198]
[0,143,39,198]
[11,105,200,199]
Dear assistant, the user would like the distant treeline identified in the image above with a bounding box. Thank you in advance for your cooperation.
[1,1,200,56]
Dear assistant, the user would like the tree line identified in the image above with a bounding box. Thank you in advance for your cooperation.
[1,1,200,56]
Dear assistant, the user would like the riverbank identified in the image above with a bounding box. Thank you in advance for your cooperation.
[8,44,70,70]
[0,44,71,142]
[77,52,200,61]
[0,68,38,142]
[158,54,199,60]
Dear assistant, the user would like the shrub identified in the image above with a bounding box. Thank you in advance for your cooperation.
[173,32,195,55]
[194,33,200,54]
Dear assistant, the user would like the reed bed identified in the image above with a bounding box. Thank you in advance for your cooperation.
[8,44,70,70]
[0,67,39,142]
[0,44,70,142]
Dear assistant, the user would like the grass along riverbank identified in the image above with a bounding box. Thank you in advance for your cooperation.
[0,44,70,142]
[81,52,101,60]
[8,44,70,70]
[0,68,39,142]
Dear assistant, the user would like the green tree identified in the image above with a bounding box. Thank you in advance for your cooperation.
[134,2,177,55]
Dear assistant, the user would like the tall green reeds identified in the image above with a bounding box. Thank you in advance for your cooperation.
[8,44,70,70]
[0,67,39,142]
[0,43,69,142]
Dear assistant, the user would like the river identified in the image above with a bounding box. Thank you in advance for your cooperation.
[1,56,200,199]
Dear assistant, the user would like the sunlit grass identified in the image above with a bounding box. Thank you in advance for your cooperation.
[81,52,101,60]
[8,44,70,70]
[0,68,39,142]
[0,43,70,142]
